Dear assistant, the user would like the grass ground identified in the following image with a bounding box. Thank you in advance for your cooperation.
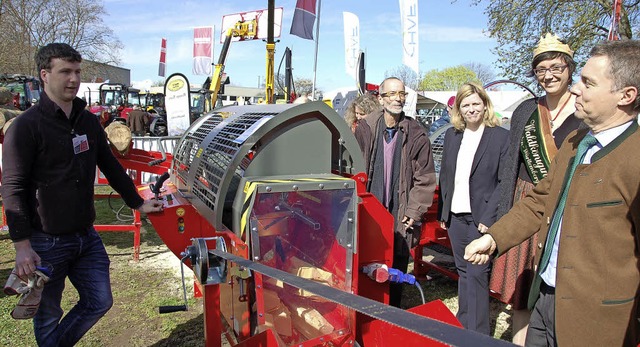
[0,190,514,345]
[0,194,204,346]
[402,272,514,341]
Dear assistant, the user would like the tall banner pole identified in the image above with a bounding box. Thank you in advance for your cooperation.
[311,0,321,100]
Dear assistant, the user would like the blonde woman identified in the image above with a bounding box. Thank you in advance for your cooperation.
[437,82,509,334]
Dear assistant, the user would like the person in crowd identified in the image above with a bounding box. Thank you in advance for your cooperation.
[356,93,381,120]
[344,101,358,130]
[355,77,436,307]
[1,42,163,346]
[0,87,21,152]
[489,33,582,345]
[465,39,640,347]
[429,95,455,137]
[126,104,150,136]
[437,82,508,334]
[352,93,383,156]
[345,93,381,132]
[293,92,311,104]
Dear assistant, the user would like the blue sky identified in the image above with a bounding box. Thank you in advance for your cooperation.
[102,0,498,93]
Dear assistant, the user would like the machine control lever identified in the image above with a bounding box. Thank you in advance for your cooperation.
[147,138,167,166]
[147,158,166,166]
[150,172,170,199]
[158,253,190,314]
[158,305,187,314]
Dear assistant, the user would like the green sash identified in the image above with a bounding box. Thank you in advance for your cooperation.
[519,105,558,184]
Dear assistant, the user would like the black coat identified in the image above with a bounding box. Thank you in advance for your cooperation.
[438,125,509,227]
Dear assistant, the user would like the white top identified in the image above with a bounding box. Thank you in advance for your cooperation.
[451,124,485,214]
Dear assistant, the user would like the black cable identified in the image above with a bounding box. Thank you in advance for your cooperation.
[275,50,286,93]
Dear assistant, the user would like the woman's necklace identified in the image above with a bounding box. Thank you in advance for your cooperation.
[547,94,571,128]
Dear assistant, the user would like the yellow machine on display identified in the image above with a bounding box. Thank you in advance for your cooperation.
[209,0,278,107]
[209,20,257,108]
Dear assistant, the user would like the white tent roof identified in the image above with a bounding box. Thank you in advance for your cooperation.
[420,90,532,118]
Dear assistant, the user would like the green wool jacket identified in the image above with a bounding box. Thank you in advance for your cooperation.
[489,122,640,347]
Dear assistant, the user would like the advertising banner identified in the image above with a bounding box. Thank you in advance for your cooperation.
[290,0,317,40]
[399,0,419,75]
[193,27,213,75]
[164,73,191,136]
[343,12,360,80]
[158,38,167,77]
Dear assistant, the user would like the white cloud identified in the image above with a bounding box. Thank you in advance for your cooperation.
[132,79,154,90]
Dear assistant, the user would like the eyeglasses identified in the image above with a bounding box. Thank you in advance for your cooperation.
[380,91,408,100]
[533,65,568,76]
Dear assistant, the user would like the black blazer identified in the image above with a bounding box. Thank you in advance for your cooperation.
[437,125,509,227]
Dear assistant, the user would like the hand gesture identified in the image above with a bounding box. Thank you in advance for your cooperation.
[401,216,415,231]
[13,240,41,278]
[138,199,163,214]
[464,234,496,265]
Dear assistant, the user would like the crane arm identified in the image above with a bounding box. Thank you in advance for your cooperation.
[209,20,257,109]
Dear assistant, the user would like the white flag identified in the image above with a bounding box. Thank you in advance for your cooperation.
[193,26,213,75]
[343,12,360,80]
[399,0,419,75]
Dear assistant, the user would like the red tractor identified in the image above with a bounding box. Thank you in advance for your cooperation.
[88,83,141,126]
[0,74,41,110]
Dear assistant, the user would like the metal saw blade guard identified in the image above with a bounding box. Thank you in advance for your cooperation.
[170,102,365,234]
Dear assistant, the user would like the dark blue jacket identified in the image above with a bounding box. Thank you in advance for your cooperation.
[437,125,509,227]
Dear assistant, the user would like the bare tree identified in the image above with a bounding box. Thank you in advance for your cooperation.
[275,74,319,97]
[384,65,420,90]
[293,77,314,96]
[463,62,497,86]
[0,0,122,76]
[469,0,640,83]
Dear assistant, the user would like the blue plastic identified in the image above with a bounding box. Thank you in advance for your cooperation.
[387,268,416,285]
[36,265,52,277]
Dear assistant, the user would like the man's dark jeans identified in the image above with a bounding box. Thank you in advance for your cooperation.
[30,227,113,346]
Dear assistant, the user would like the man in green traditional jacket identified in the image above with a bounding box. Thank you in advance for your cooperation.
[465,40,640,347]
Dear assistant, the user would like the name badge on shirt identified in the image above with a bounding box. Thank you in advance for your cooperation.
[72,134,89,154]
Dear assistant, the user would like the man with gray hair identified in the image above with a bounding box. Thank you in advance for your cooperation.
[356,77,436,307]
[465,40,640,347]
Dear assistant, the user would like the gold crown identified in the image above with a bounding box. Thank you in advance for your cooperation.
[533,33,574,58]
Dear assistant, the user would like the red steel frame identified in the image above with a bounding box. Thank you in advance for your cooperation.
[412,189,459,281]
[94,147,172,261]
[139,169,462,346]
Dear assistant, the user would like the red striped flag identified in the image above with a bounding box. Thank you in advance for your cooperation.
[290,0,316,40]
[193,27,213,75]
[158,38,167,77]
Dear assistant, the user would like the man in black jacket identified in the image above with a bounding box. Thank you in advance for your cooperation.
[2,43,163,346]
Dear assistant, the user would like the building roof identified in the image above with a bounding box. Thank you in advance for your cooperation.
[420,90,533,118]
[221,85,264,97]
